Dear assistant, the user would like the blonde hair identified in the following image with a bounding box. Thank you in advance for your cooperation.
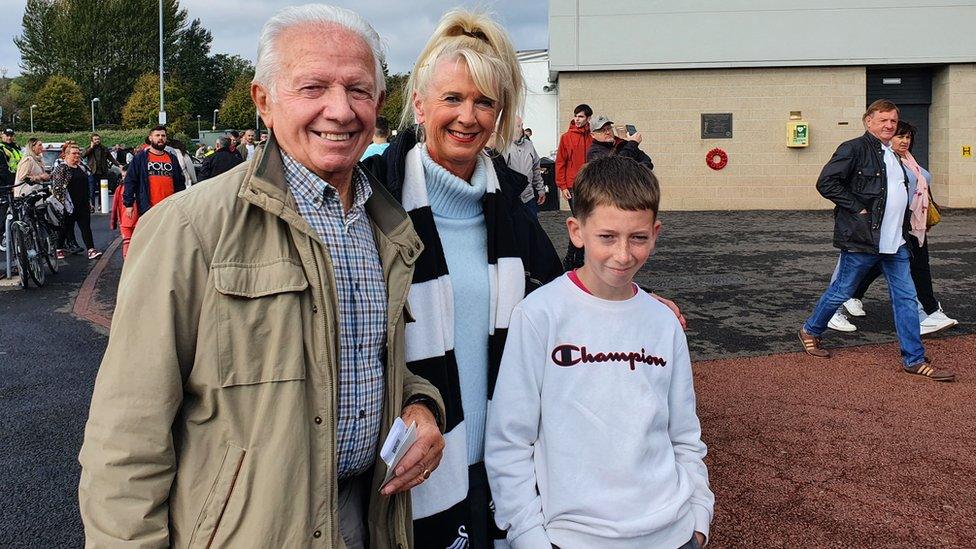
[401,9,523,147]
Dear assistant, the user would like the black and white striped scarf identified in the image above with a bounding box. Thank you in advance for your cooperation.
[400,143,525,546]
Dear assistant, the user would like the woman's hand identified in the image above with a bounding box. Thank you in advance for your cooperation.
[560,188,572,201]
[380,403,445,495]
[651,293,687,329]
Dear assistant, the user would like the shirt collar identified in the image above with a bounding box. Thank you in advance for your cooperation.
[281,153,372,211]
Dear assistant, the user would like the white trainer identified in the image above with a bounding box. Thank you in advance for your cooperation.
[843,298,866,317]
[828,311,857,332]
[920,309,958,335]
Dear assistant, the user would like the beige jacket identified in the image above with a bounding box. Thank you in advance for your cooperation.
[78,137,444,548]
[14,153,45,198]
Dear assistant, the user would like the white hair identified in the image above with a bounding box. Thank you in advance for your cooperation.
[253,4,386,100]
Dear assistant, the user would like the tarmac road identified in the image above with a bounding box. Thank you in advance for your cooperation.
[0,207,973,547]
[1,215,114,548]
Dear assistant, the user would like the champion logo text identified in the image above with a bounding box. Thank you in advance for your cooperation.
[550,344,667,370]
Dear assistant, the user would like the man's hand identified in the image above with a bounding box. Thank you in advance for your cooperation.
[124,207,135,220]
[560,188,572,201]
[537,193,546,205]
[695,532,706,547]
[651,293,686,330]
[380,403,445,495]
[858,209,868,215]
[625,131,643,144]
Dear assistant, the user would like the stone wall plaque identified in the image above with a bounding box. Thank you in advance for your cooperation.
[701,113,733,139]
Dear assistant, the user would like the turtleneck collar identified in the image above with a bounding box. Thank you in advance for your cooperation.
[421,145,486,219]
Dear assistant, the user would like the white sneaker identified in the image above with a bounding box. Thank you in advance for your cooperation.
[920,309,958,335]
[843,298,866,317]
[828,312,857,332]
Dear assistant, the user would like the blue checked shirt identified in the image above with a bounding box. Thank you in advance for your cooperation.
[283,154,387,478]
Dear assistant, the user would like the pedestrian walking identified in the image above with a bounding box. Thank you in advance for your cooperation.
[51,144,101,260]
[797,100,954,382]
[828,120,958,335]
[120,125,185,225]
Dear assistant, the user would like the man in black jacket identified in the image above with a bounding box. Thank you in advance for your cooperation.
[797,99,953,382]
[198,137,243,181]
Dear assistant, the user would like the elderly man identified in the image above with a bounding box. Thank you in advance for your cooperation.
[797,99,954,382]
[78,5,446,548]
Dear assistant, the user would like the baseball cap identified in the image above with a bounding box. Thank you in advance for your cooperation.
[3,128,14,136]
[590,115,613,131]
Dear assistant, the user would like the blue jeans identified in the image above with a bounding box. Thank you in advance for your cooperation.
[523,198,539,219]
[804,244,925,367]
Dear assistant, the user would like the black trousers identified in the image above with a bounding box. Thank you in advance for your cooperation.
[61,187,94,250]
[562,195,584,271]
[852,234,938,314]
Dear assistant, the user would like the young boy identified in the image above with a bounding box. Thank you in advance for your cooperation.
[485,156,713,549]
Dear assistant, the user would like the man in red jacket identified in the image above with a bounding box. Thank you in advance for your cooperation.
[556,103,592,268]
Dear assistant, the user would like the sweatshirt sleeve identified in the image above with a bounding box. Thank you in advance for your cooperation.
[668,329,714,542]
[485,306,552,549]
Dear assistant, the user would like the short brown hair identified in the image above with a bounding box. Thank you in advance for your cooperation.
[572,156,660,221]
[864,99,899,120]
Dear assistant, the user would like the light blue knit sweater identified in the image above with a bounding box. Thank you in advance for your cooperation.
[421,147,490,464]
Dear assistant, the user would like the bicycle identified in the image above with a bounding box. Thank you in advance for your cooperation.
[1,182,59,288]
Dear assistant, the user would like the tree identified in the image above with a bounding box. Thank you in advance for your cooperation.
[218,74,256,131]
[122,73,191,134]
[15,0,188,125]
[212,54,254,94]
[33,75,87,132]
[171,18,217,119]
[381,72,410,128]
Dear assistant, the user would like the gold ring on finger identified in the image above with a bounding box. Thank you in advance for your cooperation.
[422,468,431,480]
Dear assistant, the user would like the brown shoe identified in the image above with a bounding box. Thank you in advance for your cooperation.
[797,328,830,358]
[904,359,956,382]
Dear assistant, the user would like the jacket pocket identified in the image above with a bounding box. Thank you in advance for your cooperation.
[213,259,309,387]
[835,208,874,246]
[189,443,246,549]
[854,169,884,197]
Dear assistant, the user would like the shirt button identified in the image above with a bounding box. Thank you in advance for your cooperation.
[312,304,318,314]
[314,416,322,424]
[313,530,322,539]
[358,409,366,418]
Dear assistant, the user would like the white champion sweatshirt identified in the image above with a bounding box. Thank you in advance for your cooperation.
[485,274,713,549]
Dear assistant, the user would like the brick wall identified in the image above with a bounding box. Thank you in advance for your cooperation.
[558,66,867,210]
[930,64,976,208]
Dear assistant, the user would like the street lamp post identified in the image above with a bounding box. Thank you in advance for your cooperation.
[212,109,218,131]
[91,97,100,133]
[158,0,165,125]
[197,115,201,139]
[30,104,37,133]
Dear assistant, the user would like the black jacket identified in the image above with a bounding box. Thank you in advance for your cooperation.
[362,129,563,289]
[586,138,654,171]
[199,148,243,181]
[816,132,912,253]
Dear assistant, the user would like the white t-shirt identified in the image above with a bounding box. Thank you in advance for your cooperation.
[485,274,713,549]
[878,144,908,254]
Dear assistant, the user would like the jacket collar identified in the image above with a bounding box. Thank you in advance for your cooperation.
[862,131,886,151]
[240,133,417,251]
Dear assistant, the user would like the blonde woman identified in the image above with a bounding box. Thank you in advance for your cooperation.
[15,138,51,197]
[364,10,562,547]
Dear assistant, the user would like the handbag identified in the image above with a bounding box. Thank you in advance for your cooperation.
[926,189,941,229]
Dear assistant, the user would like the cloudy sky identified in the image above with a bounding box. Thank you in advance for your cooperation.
[0,0,548,78]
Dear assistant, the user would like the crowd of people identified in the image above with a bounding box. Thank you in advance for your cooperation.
[0,125,269,265]
[0,3,955,549]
